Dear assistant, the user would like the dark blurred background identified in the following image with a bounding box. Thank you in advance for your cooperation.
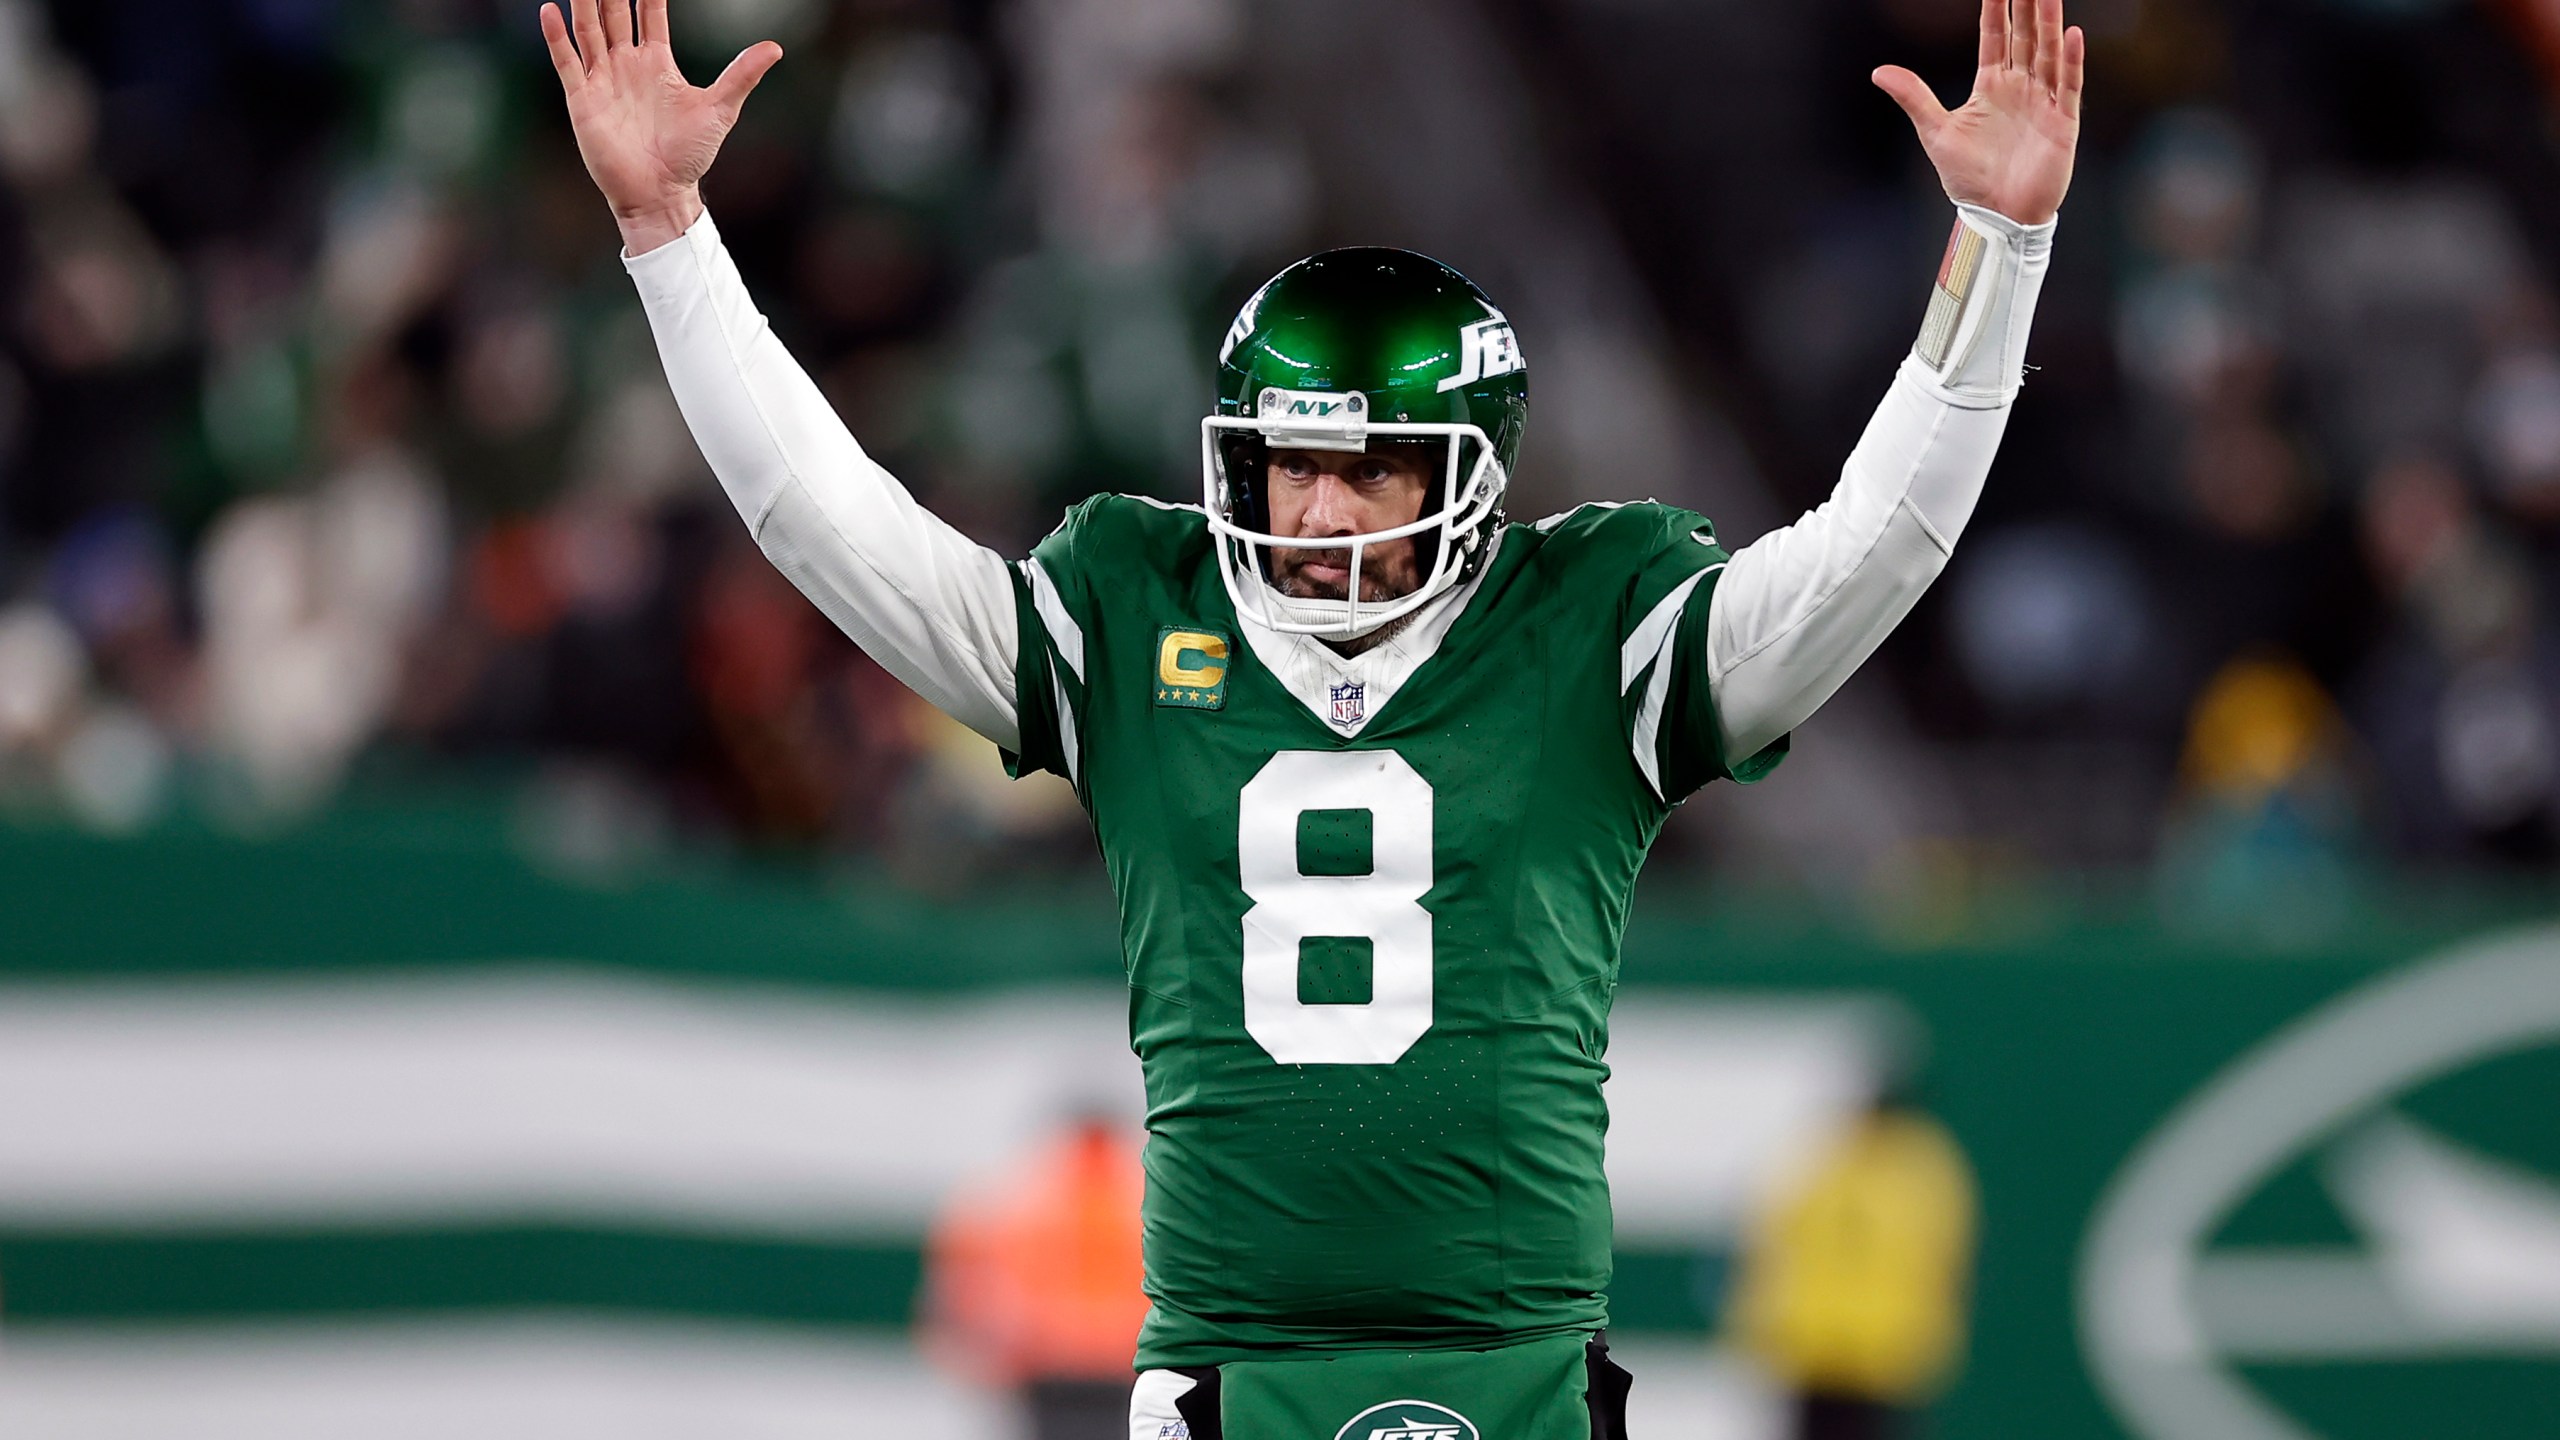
[2,3,2558,1437]
[7,0,2560,906]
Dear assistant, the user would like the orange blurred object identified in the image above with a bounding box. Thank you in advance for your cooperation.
[920,1118,1149,1386]
[466,520,564,639]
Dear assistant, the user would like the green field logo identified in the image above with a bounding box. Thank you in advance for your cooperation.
[2081,930,2560,1440]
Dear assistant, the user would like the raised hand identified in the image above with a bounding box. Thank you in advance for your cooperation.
[540,0,782,255]
[1872,0,2083,227]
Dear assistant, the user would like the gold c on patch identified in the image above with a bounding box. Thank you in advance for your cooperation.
[1155,627,1230,709]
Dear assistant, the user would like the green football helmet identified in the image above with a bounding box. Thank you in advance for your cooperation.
[1202,247,1527,638]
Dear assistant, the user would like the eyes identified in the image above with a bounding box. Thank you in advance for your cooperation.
[1275,453,1415,487]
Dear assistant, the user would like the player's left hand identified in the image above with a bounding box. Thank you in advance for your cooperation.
[1872,0,2084,227]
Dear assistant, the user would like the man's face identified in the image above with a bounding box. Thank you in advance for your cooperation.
[1264,444,1437,603]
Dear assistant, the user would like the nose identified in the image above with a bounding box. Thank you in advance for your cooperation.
[1299,470,1360,536]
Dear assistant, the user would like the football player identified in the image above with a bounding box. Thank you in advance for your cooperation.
[541,0,2082,1433]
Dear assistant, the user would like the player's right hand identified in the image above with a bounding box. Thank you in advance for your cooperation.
[540,0,782,256]
[1871,0,2082,227]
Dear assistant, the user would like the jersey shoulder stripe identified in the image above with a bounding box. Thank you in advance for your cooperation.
[1619,561,1716,691]
[1020,558,1084,683]
[1046,653,1080,783]
[1002,562,1086,788]
[1504,499,1779,801]
[1005,494,1211,788]
[1621,562,1723,799]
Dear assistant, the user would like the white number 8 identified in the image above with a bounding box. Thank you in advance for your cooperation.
[1237,749,1435,1064]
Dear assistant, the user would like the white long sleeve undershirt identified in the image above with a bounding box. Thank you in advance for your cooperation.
[624,215,1024,751]
[626,205,2051,769]
[1709,204,2053,760]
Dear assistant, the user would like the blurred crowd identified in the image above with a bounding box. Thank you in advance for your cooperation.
[1682,0,2560,893]
[0,0,1306,878]
[3,0,2560,894]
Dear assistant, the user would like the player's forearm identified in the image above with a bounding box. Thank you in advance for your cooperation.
[1707,205,2054,759]
[623,210,1023,749]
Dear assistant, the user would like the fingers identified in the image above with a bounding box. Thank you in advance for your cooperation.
[540,3,584,90]
[708,41,784,117]
[2062,24,2085,119]
[1978,0,2006,72]
[600,0,632,48]
[2035,0,2065,90]
[570,0,606,67]
[1872,66,1951,138]
[640,0,669,45]
[2008,0,2036,75]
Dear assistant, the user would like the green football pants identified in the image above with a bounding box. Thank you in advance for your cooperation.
[1139,1330,1633,1440]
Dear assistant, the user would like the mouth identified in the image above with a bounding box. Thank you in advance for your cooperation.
[1274,546,1417,605]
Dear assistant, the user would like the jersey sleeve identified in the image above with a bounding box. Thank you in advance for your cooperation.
[1556,502,1791,803]
[1001,498,1106,789]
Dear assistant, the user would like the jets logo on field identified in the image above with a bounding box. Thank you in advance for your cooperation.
[1155,626,1231,710]
[2081,927,2560,1440]
[1330,681,1366,727]
[1437,315,1523,393]
[1332,1399,1478,1440]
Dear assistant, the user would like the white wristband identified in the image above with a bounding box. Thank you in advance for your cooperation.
[1905,203,2055,410]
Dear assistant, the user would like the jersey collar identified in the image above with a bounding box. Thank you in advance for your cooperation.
[1232,532,1507,738]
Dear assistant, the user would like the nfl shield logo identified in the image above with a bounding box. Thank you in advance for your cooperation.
[1329,680,1366,726]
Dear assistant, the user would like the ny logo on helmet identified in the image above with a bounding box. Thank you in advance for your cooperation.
[1437,316,1523,393]
[1278,396,1352,418]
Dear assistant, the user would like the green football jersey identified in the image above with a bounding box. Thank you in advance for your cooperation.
[1003,493,1785,1369]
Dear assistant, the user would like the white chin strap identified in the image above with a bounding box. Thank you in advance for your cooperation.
[1250,573,1454,639]
[1256,586,1393,635]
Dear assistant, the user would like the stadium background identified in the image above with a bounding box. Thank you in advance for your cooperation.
[0,0,2556,1435]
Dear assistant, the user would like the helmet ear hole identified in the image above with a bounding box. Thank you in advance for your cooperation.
[1404,437,1455,576]
[1217,435,1267,519]
[1216,433,1275,575]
